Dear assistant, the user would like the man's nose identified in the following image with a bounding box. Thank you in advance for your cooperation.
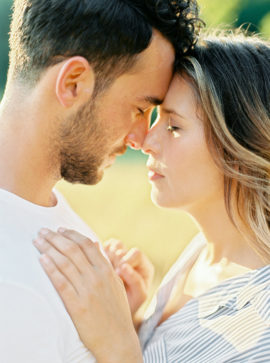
[125,117,149,150]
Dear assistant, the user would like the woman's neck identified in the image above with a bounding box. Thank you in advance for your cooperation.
[188,197,265,270]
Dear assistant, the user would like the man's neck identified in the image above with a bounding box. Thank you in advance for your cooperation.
[0,90,60,207]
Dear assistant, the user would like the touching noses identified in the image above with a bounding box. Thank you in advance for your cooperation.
[125,116,149,150]
[142,124,160,156]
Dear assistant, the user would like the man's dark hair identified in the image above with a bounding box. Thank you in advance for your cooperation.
[9,0,202,87]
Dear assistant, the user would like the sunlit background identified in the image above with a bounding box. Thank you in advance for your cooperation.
[0,0,269,293]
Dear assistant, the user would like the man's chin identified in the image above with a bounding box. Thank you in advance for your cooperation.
[61,155,117,185]
[62,169,103,186]
[91,169,104,185]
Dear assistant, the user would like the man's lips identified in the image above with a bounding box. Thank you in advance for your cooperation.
[103,145,127,168]
[114,145,127,156]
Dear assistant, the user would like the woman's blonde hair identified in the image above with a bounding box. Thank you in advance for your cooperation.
[178,30,270,263]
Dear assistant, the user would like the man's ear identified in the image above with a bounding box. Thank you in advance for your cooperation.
[55,56,95,108]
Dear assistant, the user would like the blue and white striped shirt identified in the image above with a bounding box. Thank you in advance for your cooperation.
[139,234,270,362]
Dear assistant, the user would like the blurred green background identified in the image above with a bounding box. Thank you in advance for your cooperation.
[0,0,269,292]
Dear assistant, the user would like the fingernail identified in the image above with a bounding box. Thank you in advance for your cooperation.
[39,228,49,236]
[58,227,67,233]
[33,236,45,247]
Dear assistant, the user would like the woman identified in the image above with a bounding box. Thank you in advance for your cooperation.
[34,31,270,362]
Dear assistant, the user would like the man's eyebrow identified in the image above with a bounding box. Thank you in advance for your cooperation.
[139,96,163,106]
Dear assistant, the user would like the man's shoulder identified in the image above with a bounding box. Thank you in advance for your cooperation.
[0,190,97,362]
[0,280,60,318]
[0,279,95,362]
[0,277,72,327]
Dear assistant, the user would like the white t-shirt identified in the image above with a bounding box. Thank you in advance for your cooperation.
[0,187,98,363]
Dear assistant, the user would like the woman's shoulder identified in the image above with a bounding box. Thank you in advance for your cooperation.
[194,264,270,330]
[243,265,270,326]
[162,266,270,362]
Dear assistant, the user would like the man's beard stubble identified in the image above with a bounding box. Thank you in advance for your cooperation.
[59,98,107,185]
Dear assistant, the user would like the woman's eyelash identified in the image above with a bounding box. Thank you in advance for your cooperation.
[138,108,144,115]
[167,125,180,132]
[166,117,180,133]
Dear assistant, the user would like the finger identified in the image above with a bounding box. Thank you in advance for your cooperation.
[115,249,126,261]
[104,239,124,251]
[104,240,125,259]
[120,248,142,268]
[118,264,148,312]
[39,254,79,308]
[58,228,97,245]
[119,249,154,287]
[59,229,112,270]
[118,264,146,293]
[106,247,126,268]
[103,239,128,268]
[38,229,93,273]
[33,236,85,293]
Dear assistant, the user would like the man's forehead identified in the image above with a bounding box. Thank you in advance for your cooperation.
[129,31,175,75]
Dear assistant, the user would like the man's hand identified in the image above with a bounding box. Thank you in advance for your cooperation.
[104,239,154,315]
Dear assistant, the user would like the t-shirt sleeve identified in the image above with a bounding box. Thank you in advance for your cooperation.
[0,282,64,363]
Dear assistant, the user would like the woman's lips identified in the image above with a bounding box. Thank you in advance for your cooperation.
[148,169,164,181]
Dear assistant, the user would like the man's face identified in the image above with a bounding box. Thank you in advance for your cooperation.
[60,31,175,185]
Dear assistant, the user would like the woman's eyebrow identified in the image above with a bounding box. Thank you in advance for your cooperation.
[161,107,184,119]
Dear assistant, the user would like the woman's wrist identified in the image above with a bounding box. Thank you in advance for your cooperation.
[95,332,143,363]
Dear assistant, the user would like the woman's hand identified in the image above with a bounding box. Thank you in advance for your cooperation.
[104,239,154,315]
[33,228,143,363]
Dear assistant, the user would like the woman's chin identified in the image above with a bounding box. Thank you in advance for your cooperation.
[151,190,174,209]
[150,189,192,211]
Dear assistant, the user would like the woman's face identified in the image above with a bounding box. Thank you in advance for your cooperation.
[142,74,224,212]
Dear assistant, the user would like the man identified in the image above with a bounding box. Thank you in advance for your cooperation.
[0,0,199,361]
